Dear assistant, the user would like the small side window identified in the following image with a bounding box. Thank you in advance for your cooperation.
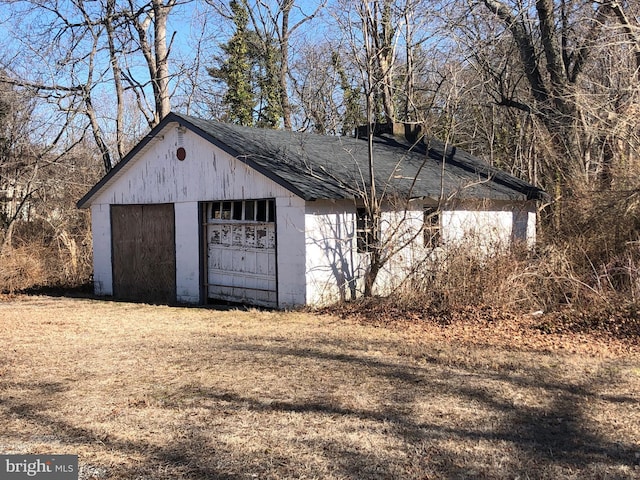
[356,207,376,253]
[424,207,441,248]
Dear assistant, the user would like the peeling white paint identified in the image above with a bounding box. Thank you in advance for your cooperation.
[174,202,200,303]
[90,204,112,296]
[88,123,307,306]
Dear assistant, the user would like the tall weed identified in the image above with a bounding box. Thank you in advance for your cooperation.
[380,190,640,336]
[0,218,92,293]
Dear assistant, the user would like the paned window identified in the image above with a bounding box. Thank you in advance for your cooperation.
[356,207,377,253]
[207,199,275,222]
[424,207,441,248]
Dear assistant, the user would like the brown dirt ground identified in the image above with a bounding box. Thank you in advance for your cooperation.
[0,295,638,479]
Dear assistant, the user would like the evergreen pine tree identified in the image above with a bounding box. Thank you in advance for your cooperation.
[212,0,254,126]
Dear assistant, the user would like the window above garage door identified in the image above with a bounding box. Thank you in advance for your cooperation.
[207,199,275,223]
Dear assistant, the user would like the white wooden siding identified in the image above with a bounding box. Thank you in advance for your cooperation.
[90,124,296,205]
[442,202,537,252]
[526,211,537,248]
[91,203,113,296]
[88,123,307,307]
[305,201,361,305]
[275,196,306,307]
[174,202,200,303]
[304,200,537,305]
[375,206,425,294]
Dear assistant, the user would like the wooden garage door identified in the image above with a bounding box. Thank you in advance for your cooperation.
[111,204,176,303]
[204,200,277,307]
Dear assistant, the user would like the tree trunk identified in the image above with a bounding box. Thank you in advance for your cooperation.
[403,7,415,122]
[279,0,293,130]
[85,94,113,173]
[376,0,395,124]
[1,220,15,254]
[480,0,602,195]
[363,251,381,297]
[106,0,126,161]
[152,0,173,123]
[129,0,175,127]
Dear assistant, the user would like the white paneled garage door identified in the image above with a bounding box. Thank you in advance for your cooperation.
[203,199,277,307]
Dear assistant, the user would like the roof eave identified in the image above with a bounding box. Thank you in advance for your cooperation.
[77,112,318,209]
[76,113,183,209]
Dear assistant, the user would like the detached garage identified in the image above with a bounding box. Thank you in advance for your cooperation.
[77,112,545,307]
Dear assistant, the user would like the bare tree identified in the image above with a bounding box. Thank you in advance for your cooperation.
[123,0,177,127]
[289,43,348,134]
[106,0,127,159]
[0,75,94,253]
[0,0,186,172]
[333,0,440,295]
[459,0,640,197]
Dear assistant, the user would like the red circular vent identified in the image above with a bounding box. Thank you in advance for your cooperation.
[176,147,186,161]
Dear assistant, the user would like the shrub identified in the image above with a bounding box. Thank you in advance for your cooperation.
[0,217,93,293]
[339,189,640,338]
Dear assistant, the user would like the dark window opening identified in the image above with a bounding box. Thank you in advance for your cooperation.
[205,199,274,223]
[211,201,221,219]
[232,201,243,220]
[256,200,267,222]
[424,207,441,248]
[221,201,232,220]
[245,201,255,221]
[268,199,276,223]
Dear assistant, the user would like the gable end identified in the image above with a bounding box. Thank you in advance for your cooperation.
[77,113,312,209]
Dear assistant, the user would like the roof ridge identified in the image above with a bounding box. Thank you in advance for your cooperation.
[78,111,546,209]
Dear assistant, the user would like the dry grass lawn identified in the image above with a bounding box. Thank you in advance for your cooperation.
[0,295,639,479]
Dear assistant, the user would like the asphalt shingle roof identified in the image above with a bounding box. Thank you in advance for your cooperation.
[176,115,542,200]
[78,112,545,208]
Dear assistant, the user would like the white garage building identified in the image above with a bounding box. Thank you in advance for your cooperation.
[77,112,545,307]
